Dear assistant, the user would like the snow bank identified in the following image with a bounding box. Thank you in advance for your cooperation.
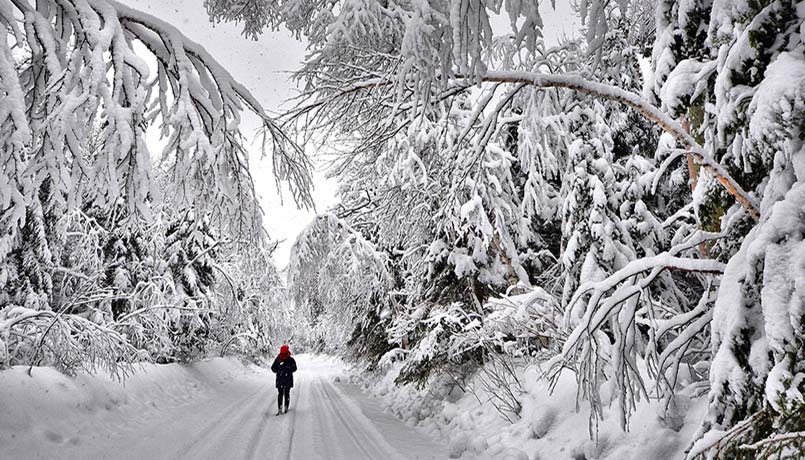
[0,357,269,459]
[354,361,707,460]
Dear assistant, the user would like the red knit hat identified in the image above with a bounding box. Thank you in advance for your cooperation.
[280,345,290,355]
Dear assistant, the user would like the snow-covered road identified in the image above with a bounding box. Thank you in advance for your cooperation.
[0,355,461,460]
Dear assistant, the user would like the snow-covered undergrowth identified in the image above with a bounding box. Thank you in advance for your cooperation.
[354,360,707,460]
[0,357,268,458]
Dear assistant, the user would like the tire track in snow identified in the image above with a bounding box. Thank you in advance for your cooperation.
[288,378,351,459]
[243,381,298,460]
[269,380,299,460]
[279,404,298,460]
[282,382,299,460]
[241,402,273,460]
[319,380,410,460]
[169,384,272,460]
[316,381,377,459]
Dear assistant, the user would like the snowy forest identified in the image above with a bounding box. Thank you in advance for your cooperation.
[1,0,804,459]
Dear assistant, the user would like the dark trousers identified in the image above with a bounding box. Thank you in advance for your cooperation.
[278,386,291,411]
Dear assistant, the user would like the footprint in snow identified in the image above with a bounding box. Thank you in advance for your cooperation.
[43,430,64,443]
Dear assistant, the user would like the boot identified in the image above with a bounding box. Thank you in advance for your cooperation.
[283,404,289,414]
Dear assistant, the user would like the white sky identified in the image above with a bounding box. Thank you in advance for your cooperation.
[121,0,578,268]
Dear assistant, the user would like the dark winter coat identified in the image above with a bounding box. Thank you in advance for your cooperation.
[271,356,297,388]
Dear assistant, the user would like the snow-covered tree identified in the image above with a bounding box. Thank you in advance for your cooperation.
[267,0,799,447]
[2,0,311,236]
[0,0,312,373]
[650,1,805,457]
[287,214,392,355]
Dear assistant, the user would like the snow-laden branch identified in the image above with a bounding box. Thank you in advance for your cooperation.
[303,70,760,220]
[476,70,759,220]
[1,0,312,242]
[561,232,725,355]
[560,252,724,353]
[545,231,724,429]
[0,306,142,377]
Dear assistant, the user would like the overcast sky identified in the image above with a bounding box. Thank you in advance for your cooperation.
[121,0,578,269]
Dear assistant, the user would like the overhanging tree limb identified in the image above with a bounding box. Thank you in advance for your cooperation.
[478,70,760,220]
[315,71,761,220]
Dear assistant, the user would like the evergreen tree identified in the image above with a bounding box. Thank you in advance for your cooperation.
[162,209,219,362]
[0,203,54,311]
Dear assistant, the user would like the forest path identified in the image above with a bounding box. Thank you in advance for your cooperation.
[0,355,458,460]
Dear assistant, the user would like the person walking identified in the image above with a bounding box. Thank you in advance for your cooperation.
[271,344,297,415]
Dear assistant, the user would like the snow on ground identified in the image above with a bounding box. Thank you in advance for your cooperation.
[358,361,709,460]
[0,354,467,460]
[0,352,708,460]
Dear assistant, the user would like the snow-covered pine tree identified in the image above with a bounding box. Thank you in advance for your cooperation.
[161,209,219,362]
[79,203,151,322]
[0,201,54,312]
[650,1,805,457]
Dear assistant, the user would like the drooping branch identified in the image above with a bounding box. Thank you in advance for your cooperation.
[560,251,725,357]
[478,70,759,220]
[542,231,725,431]
[304,70,760,220]
[1,0,313,243]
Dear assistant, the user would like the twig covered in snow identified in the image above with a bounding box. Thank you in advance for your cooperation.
[0,307,143,378]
